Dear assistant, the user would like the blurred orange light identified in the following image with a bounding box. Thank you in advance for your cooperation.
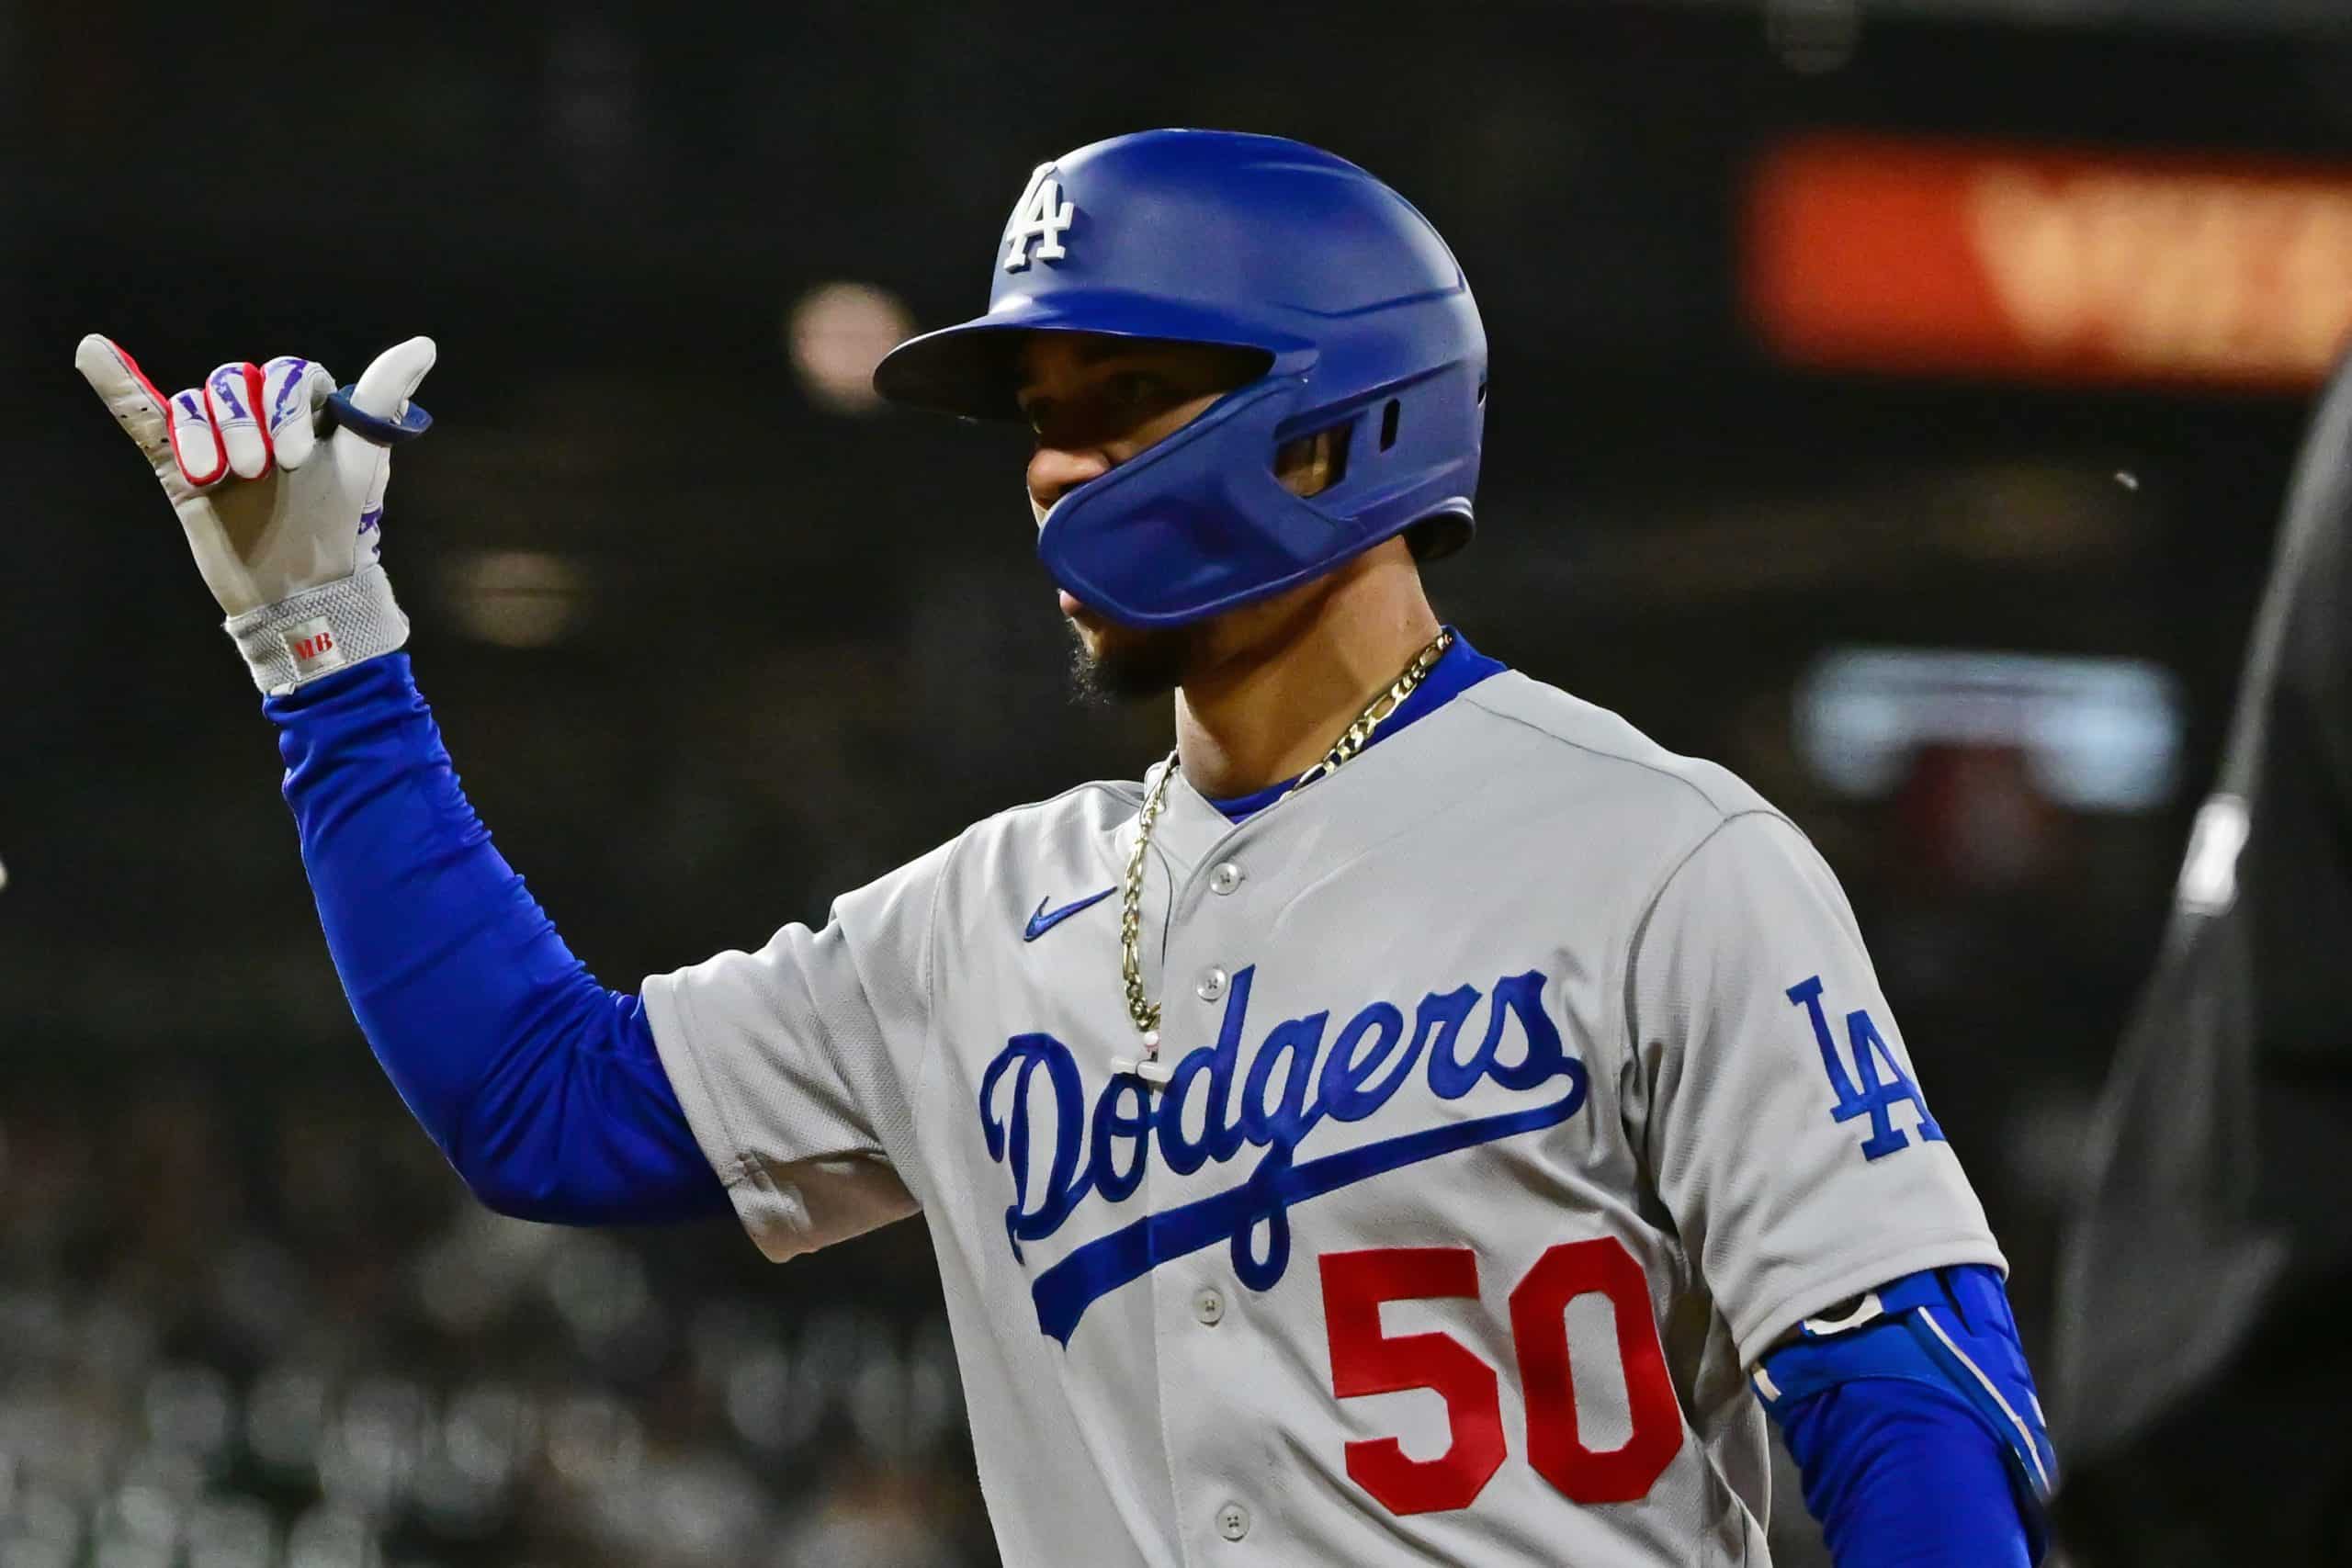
[1744,135,2352,389]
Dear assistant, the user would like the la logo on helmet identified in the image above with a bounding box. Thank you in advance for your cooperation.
[1002,164,1077,271]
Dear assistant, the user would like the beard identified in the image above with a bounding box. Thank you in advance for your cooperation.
[1066,618,1203,704]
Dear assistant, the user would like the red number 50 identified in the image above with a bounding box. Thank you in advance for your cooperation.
[1318,1239,1683,1516]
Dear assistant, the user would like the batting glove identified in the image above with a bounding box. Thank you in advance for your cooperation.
[74,334,435,695]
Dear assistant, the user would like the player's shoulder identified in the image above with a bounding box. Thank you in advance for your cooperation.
[966,775,1144,841]
[933,775,1143,883]
[1450,669,1781,835]
[831,777,1139,940]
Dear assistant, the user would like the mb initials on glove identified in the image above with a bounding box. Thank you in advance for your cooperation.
[74,334,435,695]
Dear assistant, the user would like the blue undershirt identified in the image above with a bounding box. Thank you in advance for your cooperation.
[265,630,2036,1564]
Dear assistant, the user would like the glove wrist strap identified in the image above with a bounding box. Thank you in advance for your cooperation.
[224,563,410,696]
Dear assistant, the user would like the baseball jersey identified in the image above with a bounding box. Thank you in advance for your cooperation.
[642,668,2004,1566]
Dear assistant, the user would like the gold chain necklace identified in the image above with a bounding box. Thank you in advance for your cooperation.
[1114,627,1453,1083]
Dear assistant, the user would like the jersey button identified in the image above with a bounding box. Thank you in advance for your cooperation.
[1191,1287,1225,1325]
[1216,1501,1250,1541]
[1194,966,1228,1001]
[1208,861,1245,896]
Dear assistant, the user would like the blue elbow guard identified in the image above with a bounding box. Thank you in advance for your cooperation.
[1757,1266,2056,1560]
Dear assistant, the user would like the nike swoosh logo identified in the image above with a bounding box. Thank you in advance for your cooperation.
[1023,887,1116,942]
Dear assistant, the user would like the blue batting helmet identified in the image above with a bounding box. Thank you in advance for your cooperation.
[872,129,1487,628]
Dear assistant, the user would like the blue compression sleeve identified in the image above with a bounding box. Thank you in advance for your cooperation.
[1777,1374,2030,1568]
[1760,1266,2051,1568]
[267,653,729,1224]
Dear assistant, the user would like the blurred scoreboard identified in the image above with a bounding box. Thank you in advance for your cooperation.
[1744,133,2352,389]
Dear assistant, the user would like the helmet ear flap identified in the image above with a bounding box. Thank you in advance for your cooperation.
[1406,513,1474,562]
[1278,363,1480,565]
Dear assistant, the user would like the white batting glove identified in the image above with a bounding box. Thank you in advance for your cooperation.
[74,334,436,695]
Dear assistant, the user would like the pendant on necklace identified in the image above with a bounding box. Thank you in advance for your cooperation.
[1110,1038,1173,1085]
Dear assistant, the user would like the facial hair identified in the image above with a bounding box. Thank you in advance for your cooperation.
[1067,619,1201,704]
[1042,489,1208,702]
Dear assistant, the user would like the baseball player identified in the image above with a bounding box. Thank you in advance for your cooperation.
[78,130,2052,1565]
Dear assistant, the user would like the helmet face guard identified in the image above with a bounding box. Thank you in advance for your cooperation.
[874,130,1487,628]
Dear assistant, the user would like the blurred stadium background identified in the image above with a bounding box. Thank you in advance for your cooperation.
[6,0,2352,1562]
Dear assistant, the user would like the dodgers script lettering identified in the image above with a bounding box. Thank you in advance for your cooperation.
[978,966,1589,1343]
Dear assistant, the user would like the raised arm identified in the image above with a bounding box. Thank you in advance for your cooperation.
[271,651,727,1223]
[74,334,722,1224]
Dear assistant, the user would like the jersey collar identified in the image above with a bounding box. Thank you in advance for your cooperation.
[1201,628,1507,823]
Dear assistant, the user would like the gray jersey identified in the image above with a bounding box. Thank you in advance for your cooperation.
[642,670,2002,1566]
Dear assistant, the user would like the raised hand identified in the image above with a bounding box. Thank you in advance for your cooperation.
[75,335,435,692]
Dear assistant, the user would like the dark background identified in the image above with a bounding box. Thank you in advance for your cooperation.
[4,1,2347,1563]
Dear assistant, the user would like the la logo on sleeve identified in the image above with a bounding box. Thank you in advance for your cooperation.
[1786,975,1944,1161]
